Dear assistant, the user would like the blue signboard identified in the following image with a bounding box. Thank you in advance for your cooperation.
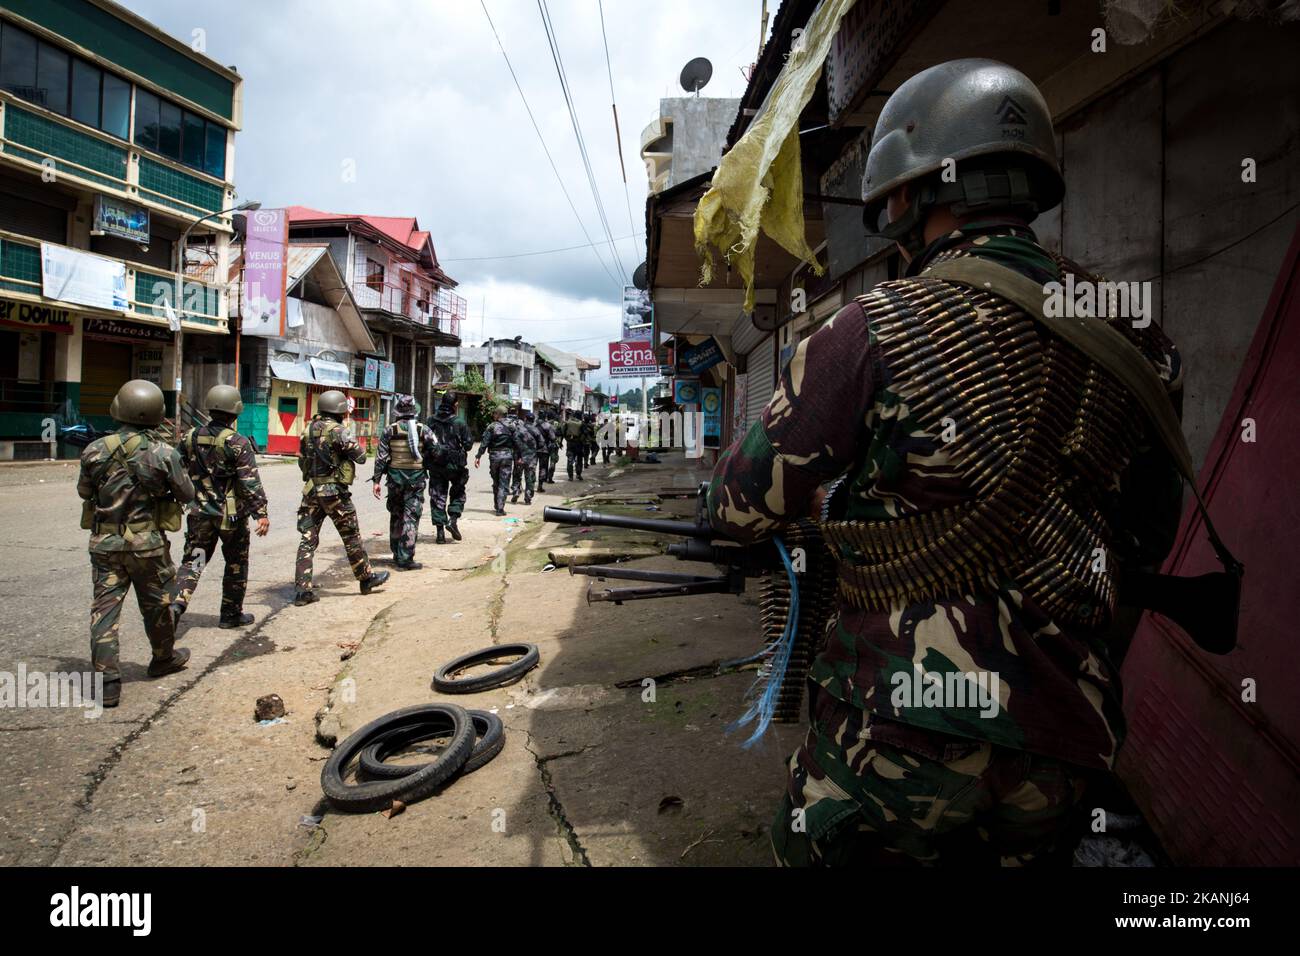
[364,357,379,390]
[681,337,724,374]
[378,360,396,393]
[702,387,722,449]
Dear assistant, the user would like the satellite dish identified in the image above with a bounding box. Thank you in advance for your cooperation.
[633,261,648,290]
[679,57,713,96]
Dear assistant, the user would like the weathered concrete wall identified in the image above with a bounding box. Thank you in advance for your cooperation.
[1053,18,1299,470]
[660,96,741,187]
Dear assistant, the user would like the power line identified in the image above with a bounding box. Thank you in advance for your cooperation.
[597,0,643,275]
[537,0,628,284]
[443,231,643,263]
[479,0,621,289]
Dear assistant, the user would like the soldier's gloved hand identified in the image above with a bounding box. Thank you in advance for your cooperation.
[372,481,382,500]
[255,517,270,537]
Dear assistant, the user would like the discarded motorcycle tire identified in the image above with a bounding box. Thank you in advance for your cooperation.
[320,703,475,813]
[358,709,505,779]
[432,643,539,694]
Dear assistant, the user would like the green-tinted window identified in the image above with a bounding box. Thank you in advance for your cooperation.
[157,99,181,159]
[134,87,160,151]
[100,72,129,139]
[181,109,204,168]
[0,23,37,99]
[203,123,225,179]
[35,42,69,114]
[70,57,99,126]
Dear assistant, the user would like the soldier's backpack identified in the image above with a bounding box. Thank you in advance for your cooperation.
[183,425,241,529]
[300,418,355,493]
[80,431,183,533]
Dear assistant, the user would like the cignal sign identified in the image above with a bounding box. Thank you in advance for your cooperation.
[608,340,657,377]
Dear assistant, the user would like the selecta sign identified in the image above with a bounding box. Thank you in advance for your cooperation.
[608,340,657,377]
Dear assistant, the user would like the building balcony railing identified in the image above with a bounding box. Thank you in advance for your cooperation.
[0,96,231,223]
[0,229,225,330]
[351,277,465,339]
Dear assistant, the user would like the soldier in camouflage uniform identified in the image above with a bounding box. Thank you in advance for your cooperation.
[582,413,598,466]
[707,60,1184,866]
[77,380,195,707]
[475,405,523,516]
[294,389,389,605]
[542,412,561,483]
[427,392,473,543]
[524,411,549,494]
[562,410,585,481]
[505,405,538,504]
[173,384,269,629]
[370,394,439,569]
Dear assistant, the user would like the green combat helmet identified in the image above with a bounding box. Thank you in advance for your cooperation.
[861,58,1064,254]
[205,384,243,416]
[317,390,349,416]
[109,379,165,426]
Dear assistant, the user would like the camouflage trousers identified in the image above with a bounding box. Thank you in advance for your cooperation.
[295,491,372,589]
[428,466,468,527]
[771,685,1090,867]
[487,453,513,512]
[535,453,548,491]
[510,453,537,499]
[90,549,177,682]
[385,478,425,565]
[546,447,559,482]
[174,514,250,617]
[566,442,584,480]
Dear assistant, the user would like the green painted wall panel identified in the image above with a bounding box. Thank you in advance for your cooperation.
[3,0,236,120]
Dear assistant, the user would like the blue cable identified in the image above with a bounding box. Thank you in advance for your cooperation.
[727,535,799,748]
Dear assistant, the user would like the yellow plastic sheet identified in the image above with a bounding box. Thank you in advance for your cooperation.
[693,0,857,312]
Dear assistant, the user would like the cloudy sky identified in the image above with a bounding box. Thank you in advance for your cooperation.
[120,0,766,390]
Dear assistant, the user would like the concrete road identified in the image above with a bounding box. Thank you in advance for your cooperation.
[0,451,482,864]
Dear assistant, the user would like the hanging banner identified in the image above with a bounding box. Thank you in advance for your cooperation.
[609,340,657,377]
[242,208,288,337]
[40,243,128,312]
[377,360,396,393]
[622,286,653,341]
[364,356,380,390]
[681,336,724,374]
[673,378,701,406]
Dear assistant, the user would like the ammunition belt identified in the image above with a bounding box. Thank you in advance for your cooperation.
[825,266,1149,628]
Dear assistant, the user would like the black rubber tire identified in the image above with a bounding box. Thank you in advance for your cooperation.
[432,643,539,694]
[320,703,474,813]
[358,709,505,779]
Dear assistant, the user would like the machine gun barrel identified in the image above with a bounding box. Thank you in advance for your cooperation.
[542,505,711,539]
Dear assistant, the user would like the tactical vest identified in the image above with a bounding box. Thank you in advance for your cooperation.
[184,425,241,528]
[81,431,183,533]
[820,259,1155,629]
[388,419,423,470]
[301,418,355,491]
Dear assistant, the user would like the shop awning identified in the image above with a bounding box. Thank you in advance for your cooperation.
[269,360,315,385]
[310,357,352,386]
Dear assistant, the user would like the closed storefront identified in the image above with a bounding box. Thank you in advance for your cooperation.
[743,333,775,429]
[80,318,173,424]
[80,340,132,417]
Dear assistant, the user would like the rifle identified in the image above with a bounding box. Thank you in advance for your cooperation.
[544,481,1239,712]
[544,484,837,724]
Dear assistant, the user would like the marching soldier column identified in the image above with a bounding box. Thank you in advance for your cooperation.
[77,379,613,705]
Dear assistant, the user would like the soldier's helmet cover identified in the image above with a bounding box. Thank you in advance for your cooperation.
[861,59,1063,240]
[109,379,166,426]
[205,383,243,416]
[317,390,349,416]
[393,394,419,418]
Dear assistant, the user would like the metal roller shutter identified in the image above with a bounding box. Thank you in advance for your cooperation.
[744,334,775,428]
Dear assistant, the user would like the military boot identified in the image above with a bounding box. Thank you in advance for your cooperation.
[147,647,191,678]
[448,519,462,541]
[395,560,423,571]
[436,525,447,545]
[294,589,319,607]
[219,611,255,629]
[100,678,121,709]
[360,570,391,595]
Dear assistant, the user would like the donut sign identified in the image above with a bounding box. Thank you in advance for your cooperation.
[608,340,657,377]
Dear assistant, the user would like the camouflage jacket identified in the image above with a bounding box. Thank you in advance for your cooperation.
[477,420,525,459]
[179,420,268,522]
[298,415,366,497]
[78,425,195,555]
[428,410,473,465]
[504,416,539,456]
[370,417,438,487]
[707,220,1184,772]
